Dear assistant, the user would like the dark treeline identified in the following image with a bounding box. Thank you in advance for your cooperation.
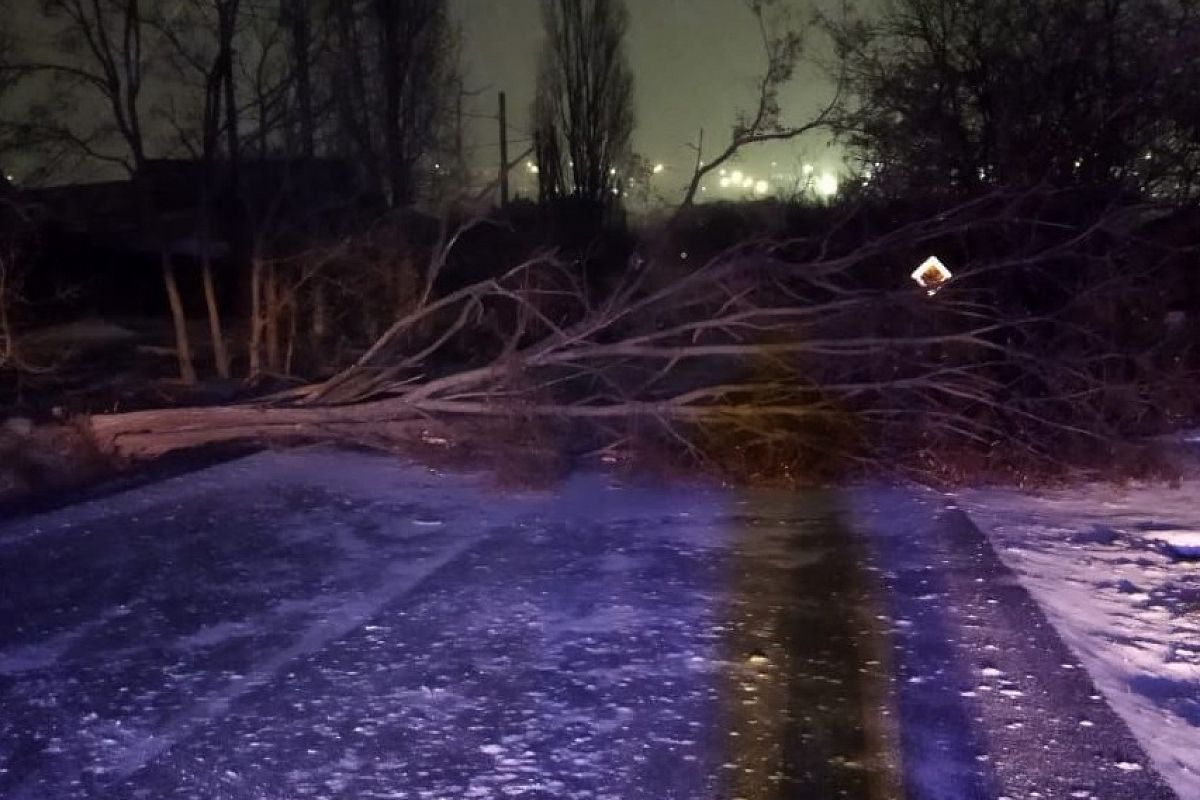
[0,0,462,205]
[832,0,1200,201]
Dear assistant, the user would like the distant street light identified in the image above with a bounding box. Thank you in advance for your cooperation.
[815,173,838,198]
[652,163,664,174]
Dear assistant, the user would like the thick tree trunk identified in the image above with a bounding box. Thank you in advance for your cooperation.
[201,255,231,378]
[88,400,427,460]
[287,0,316,158]
[161,251,197,385]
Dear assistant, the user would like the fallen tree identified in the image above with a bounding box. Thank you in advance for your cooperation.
[83,189,1198,483]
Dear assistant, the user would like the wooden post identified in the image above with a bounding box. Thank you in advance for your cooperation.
[499,91,509,207]
[161,250,197,385]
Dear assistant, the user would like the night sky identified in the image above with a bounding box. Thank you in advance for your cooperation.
[5,0,850,196]
[453,0,847,200]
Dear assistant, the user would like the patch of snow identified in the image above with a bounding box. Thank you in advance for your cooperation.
[24,318,138,347]
[959,481,1200,799]
[3,416,34,436]
[1147,529,1200,559]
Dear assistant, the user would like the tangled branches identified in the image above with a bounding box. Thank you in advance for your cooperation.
[88,189,1198,483]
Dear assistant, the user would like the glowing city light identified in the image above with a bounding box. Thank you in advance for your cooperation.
[653,163,665,174]
[754,180,769,195]
[815,173,839,198]
[730,170,744,184]
[802,163,815,176]
[718,176,731,188]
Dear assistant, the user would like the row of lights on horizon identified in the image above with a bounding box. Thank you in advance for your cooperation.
[521,159,840,200]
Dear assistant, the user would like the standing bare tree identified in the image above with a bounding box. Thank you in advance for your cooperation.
[329,0,459,208]
[531,68,566,204]
[13,0,154,175]
[154,0,245,379]
[534,0,634,207]
[281,0,317,158]
[12,0,201,384]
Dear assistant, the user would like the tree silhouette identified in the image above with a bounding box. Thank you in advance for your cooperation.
[534,0,634,208]
[330,0,459,208]
[831,0,1200,198]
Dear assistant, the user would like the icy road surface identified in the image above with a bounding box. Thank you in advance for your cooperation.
[0,450,1180,799]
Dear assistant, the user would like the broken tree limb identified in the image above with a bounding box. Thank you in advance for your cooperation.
[84,190,1199,482]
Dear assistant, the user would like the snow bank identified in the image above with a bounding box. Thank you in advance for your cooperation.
[958,482,1200,798]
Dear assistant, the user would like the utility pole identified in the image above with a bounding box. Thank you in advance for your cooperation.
[498,91,510,207]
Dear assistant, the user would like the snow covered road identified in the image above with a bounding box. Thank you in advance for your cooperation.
[0,450,1183,799]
